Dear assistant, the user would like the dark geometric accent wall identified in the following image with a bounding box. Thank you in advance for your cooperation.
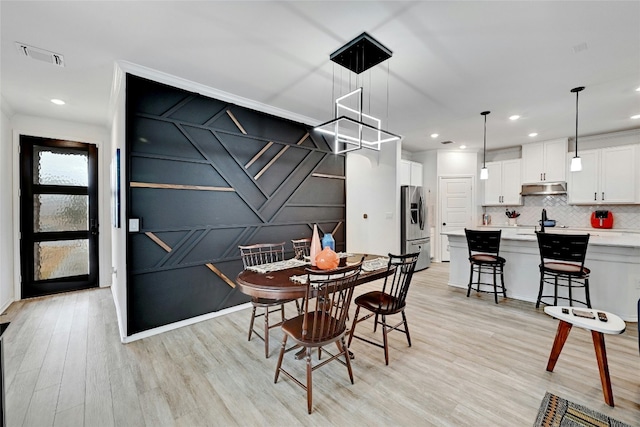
[125,74,345,335]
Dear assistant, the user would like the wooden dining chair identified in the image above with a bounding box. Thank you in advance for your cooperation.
[274,261,363,414]
[347,253,419,365]
[239,242,298,358]
[291,237,312,260]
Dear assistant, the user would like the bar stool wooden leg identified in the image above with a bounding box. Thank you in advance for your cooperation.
[591,330,615,407]
[546,320,572,372]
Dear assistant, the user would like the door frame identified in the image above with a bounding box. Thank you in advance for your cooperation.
[436,175,476,262]
[12,128,108,301]
[19,136,99,298]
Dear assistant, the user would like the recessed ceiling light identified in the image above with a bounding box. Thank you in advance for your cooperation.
[51,99,65,105]
[459,145,466,149]
[509,115,520,121]
[529,132,538,137]
[631,114,640,120]
[636,87,640,92]
[430,133,439,138]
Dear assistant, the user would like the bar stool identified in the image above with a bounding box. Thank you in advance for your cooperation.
[464,229,506,304]
[535,232,591,308]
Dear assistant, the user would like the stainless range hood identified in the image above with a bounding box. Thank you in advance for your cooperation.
[520,182,567,196]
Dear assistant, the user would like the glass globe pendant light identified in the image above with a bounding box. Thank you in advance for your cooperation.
[570,86,585,172]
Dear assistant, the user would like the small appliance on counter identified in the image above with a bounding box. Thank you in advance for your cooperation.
[591,210,614,229]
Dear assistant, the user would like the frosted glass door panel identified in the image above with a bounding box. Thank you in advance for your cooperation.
[34,240,89,280]
[34,146,88,186]
[34,194,88,232]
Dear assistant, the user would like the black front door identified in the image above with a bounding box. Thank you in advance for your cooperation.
[19,135,99,298]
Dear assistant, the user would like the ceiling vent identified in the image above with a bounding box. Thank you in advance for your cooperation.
[440,140,454,145]
[15,42,64,67]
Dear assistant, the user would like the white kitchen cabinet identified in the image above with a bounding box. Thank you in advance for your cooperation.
[483,159,522,205]
[400,160,423,186]
[568,144,638,204]
[521,139,567,183]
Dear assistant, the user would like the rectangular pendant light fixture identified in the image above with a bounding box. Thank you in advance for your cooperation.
[314,33,401,153]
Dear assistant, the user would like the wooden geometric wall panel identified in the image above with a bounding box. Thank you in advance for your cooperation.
[125,74,345,335]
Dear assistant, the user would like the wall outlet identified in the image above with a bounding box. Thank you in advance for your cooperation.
[129,218,140,232]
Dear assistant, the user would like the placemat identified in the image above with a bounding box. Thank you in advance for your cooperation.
[289,257,389,284]
[245,258,309,274]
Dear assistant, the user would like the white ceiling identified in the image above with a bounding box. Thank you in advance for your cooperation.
[2,1,639,153]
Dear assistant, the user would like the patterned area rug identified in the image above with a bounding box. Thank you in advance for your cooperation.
[534,392,632,427]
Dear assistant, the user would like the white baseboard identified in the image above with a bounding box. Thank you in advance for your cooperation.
[119,302,252,344]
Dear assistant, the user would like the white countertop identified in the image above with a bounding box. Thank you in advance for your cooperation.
[443,227,640,248]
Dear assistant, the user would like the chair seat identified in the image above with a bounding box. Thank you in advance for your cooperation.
[541,262,590,276]
[281,312,346,347]
[354,291,405,315]
[469,254,506,265]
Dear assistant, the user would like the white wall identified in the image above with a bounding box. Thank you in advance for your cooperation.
[346,141,401,256]
[436,150,478,176]
[110,64,127,341]
[0,100,15,312]
[9,114,111,301]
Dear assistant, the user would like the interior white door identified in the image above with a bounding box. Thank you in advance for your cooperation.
[439,177,473,261]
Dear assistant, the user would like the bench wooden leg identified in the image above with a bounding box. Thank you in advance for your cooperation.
[546,320,572,372]
[591,330,614,407]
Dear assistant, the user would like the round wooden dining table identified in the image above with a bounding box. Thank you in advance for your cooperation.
[236,253,392,300]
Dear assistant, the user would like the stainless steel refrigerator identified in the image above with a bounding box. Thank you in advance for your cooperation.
[401,185,431,271]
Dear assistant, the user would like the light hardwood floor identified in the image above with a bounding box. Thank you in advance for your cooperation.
[2,262,638,426]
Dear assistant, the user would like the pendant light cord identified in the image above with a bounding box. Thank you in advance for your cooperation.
[575,90,579,157]
[571,86,584,158]
[483,114,487,167]
[481,111,490,167]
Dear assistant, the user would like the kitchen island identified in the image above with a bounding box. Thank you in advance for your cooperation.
[443,227,640,321]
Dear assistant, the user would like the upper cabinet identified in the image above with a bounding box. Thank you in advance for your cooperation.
[568,144,638,204]
[521,139,567,183]
[400,160,423,186]
[483,159,522,206]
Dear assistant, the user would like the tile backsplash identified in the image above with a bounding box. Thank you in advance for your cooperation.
[484,195,640,230]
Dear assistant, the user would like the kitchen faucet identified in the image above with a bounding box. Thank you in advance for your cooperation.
[540,209,547,233]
